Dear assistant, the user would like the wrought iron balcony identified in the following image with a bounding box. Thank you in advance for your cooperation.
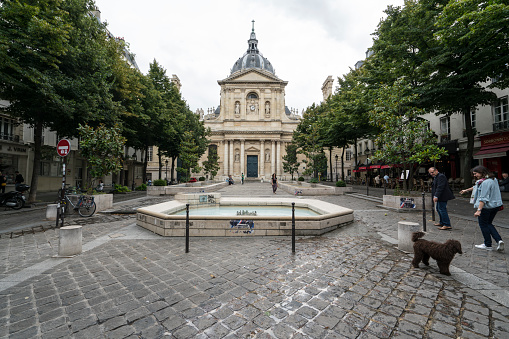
[493,121,509,132]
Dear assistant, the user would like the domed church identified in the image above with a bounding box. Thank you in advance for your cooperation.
[199,21,300,181]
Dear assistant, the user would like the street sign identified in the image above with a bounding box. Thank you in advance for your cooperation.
[57,139,71,157]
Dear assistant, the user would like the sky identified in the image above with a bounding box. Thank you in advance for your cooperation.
[93,0,406,114]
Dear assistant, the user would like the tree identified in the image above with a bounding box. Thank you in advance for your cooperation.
[177,131,202,181]
[203,145,220,179]
[0,0,126,202]
[282,142,300,180]
[77,124,126,190]
[370,80,448,191]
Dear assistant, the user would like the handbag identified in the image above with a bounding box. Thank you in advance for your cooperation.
[1,183,5,187]
[499,205,504,211]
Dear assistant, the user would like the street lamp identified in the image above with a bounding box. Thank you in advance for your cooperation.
[165,159,168,185]
[335,154,338,182]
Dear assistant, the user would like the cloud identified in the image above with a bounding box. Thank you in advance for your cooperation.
[94,0,404,113]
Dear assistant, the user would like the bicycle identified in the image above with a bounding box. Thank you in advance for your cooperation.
[56,192,96,227]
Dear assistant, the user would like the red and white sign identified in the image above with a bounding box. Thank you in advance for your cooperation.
[57,139,71,157]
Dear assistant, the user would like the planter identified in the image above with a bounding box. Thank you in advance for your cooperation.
[92,193,113,212]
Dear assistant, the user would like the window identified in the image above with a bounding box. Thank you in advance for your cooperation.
[247,92,258,99]
[440,117,451,142]
[0,116,15,141]
[345,150,352,161]
[147,146,153,162]
[493,96,508,124]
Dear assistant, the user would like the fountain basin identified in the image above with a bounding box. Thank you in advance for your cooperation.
[136,197,354,237]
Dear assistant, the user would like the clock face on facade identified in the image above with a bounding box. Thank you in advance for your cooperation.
[250,105,255,111]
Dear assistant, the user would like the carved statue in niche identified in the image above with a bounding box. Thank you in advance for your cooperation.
[265,102,270,115]
[265,150,270,162]
[234,102,240,115]
[235,151,240,162]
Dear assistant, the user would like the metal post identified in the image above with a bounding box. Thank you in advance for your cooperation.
[383,175,387,196]
[431,195,435,221]
[185,204,189,253]
[335,155,338,182]
[292,202,295,253]
[422,192,426,232]
[366,173,369,196]
[58,158,66,228]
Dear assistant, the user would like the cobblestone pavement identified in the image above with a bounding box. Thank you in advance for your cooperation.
[0,182,508,338]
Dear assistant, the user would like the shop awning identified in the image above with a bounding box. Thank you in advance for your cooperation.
[358,166,367,171]
[473,145,509,160]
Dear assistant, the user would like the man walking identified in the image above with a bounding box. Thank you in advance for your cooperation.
[429,167,455,230]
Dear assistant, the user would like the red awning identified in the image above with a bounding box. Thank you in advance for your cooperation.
[474,145,509,159]
[381,165,392,169]
[358,166,367,171]
[369,165,381,169]
[353,169,360,173]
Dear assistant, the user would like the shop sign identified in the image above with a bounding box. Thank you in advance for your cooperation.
[482,132,509,147]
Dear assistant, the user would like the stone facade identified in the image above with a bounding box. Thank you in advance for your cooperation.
[197,25,301,181]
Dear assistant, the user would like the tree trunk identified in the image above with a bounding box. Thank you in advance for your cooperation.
[341,146,346,181]
[158,149,162,179]
[329,147,333,181]
[171,156,176,183]
[462,106,474,189]
[143,146,148,183]
[28,121,43,204]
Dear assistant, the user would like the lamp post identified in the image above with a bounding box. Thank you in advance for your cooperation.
[335,154,338,182]
[165,159,168,185]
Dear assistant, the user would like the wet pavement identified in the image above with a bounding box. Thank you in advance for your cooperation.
[0,181,508,338]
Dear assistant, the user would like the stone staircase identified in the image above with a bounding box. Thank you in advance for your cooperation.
[345,192,383,204]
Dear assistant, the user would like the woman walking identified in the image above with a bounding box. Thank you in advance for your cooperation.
[460,165,504,251]
[271,173,278,194]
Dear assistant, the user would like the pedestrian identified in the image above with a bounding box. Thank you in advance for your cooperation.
[460,165,504,251]
[499,172,509,192]
[14,171,24,190]
[383,174,389,184]
[241,173,244,185]
[228,175,234,185]
[96,180,104,192]
[147,179,152,186]
[0,171,6,194]
[374,175,380,187]
[428,167,455,230]
[271,173,278,194]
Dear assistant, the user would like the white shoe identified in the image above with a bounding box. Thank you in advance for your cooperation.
[497,241,505,252]
[475,244,493,250]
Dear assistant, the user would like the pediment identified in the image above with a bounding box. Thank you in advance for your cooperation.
[246,146,259,152]
[220,69,284,84]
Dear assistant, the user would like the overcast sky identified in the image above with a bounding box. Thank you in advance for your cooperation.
[93,0,405,114]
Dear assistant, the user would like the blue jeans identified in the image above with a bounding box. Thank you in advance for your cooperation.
[436,201,451,227]
[478,207,502,247]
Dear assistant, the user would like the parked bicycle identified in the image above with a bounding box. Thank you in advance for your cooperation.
[56,191,96,227]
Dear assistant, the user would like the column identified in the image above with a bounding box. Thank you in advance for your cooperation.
[223,140,229,176]
[271,140,276,176]
[260,140,265,178]
[240,139,245,176]
[277,141,282,176]
[229,140,234,175]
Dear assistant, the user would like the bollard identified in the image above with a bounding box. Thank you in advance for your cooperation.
[422,192,426,232]
[292,202,295,253]
[185,204,189,253]
[384,180,387,196]
[58,226,82,257]
[46,204,58,220]
[398,221,421,252]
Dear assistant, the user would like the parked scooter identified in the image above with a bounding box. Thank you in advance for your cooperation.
[0,184,30,210]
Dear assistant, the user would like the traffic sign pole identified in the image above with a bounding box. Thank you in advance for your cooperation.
[57,139,70,227]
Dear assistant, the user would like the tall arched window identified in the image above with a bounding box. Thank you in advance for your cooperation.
[247,92,258,99]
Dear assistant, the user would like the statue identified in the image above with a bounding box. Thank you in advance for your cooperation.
[265,102,270,114]
[235,151,240,162]
[265,151,270,162]
[235,102,240,115]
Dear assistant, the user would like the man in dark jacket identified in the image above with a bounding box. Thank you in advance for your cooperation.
[429,167,455,230]
[499,172,509,192]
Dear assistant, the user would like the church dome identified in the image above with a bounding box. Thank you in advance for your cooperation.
[231,22,275,75]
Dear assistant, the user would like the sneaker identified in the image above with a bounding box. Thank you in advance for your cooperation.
[475,244,493,250]
[497,240,505,252]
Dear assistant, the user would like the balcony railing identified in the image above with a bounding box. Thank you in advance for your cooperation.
[440,134,451,142]
[493,121,509,132]
[0,133,21,142]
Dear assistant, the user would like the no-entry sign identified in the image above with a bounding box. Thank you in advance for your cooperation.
[57,139,71,157]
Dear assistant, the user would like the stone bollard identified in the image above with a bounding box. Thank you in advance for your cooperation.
[58,226,82,257]
[46,204,58,220]
[398,221,421,253]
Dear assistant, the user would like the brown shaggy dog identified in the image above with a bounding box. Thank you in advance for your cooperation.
[411,231,462,276]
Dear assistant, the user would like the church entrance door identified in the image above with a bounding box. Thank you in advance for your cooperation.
[247,155,258,177]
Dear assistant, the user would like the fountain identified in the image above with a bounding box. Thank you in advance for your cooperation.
[136,193,354,237]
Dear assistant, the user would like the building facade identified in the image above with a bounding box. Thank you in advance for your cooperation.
[197,24,301,181]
